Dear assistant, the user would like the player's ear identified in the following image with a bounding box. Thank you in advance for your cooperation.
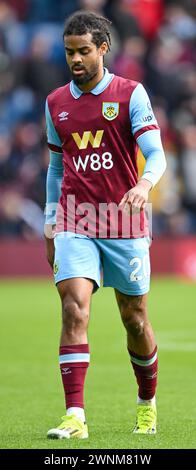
[100,42,108,56]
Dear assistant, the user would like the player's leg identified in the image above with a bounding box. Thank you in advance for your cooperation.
[115,291,157,434]
[97,237,157,434]
[115,292,156,355]
[58,277,93,346]
[47,233,101,439]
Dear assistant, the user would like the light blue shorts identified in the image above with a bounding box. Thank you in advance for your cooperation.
[53,232,151,296]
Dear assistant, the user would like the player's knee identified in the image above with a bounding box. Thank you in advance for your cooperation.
[123,313,145,337]
[62,298,89,332]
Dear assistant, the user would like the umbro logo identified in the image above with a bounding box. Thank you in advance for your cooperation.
[61,367,71,375]
[58,111,69,121]
[147,372,157,379]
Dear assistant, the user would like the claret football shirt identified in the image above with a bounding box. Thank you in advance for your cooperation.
[46,68,159,238]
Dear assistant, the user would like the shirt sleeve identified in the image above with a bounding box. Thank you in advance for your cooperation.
[129,83,159,139]
[45,98,63,154]
[45,150,63,224]
[137,130,167,187]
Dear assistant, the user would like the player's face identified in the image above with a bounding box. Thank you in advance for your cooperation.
[64,33,107,85]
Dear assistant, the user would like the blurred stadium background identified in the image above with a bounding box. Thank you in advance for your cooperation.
[0,0,196,450]
[0,0,196,277]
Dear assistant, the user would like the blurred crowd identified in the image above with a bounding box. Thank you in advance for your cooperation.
[0,0,196,239]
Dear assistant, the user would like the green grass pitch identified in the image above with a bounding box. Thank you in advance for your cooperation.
[0,277,196,449]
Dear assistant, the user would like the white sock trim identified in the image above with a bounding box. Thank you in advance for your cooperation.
[137,396,156,406]
[66,407,85,422]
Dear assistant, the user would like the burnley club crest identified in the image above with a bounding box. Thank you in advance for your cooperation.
[102,102,119,121]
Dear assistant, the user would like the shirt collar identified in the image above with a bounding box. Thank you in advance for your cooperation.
[70,68,114,99]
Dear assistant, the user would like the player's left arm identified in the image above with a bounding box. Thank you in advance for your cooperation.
[120,83,167,211]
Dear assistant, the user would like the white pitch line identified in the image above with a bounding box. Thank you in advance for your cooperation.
[158,342,196,351]
[155,330,196,351]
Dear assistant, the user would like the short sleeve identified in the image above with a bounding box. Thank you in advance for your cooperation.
[45,99,63,154]
[129,83,159,140]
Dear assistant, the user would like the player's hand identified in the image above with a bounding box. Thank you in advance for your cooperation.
[44,224,55,269]
[119,179,152,214]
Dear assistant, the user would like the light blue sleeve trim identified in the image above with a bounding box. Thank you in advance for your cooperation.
[45,150,63,224]
[45,99,62,148]
[137,130,167,187]
[129,83,158,136]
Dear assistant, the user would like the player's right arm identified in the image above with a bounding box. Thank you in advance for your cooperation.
[44,99,63,268]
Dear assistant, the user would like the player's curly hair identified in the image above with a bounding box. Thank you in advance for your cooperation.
[63,10,112,51]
